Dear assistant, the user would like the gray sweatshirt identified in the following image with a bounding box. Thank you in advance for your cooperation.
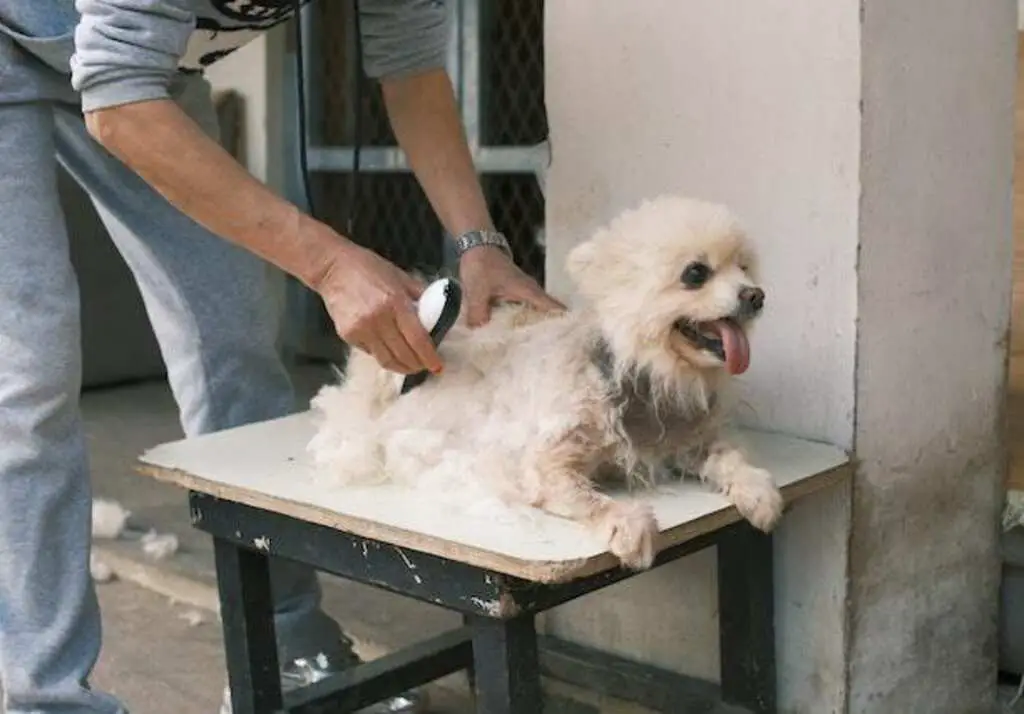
[0,0,449,112]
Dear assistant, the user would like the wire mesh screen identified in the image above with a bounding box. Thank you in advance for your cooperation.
[479,0,547,148]
[309,0,547,282]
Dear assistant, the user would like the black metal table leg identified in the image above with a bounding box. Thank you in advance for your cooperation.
[717,522,777,714]
[463,614,477,692]
[214,537,283,714]
[468,615,543,714]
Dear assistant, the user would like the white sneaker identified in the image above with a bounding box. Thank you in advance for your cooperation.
[218,651,427,714]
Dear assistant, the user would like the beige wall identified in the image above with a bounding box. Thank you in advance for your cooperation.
[543,1,1013,712]
[204,30,286,192]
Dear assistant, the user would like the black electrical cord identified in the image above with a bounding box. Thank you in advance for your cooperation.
[292,0,363,235]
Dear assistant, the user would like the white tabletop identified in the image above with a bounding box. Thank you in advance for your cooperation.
[138,412,849,582]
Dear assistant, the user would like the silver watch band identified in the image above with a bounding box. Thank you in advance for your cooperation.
[452,229,513,259]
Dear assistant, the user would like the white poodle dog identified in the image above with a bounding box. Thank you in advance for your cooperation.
[307,195,783,570]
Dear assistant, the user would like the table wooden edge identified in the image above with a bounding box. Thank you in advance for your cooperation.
[135,458,851,585]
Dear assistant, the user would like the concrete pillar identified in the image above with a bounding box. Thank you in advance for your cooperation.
[849,2,1014,710]
[542,1,1014,712]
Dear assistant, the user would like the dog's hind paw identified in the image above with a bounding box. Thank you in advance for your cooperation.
[598,501,659,570]
[729,467,784,532]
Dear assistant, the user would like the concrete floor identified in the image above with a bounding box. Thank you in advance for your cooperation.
[89,579,743,714]
[89,577,477,714]
[93,580,226,713]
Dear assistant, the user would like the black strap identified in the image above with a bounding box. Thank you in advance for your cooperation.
[292,0,363,235]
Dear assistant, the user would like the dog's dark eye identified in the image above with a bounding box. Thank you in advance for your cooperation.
[680,262,712,289]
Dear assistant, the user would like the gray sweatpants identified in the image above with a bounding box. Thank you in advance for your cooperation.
[0,28,344,714]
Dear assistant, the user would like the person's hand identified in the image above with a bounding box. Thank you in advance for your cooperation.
[315,243,443,375]
[459,246,567,327]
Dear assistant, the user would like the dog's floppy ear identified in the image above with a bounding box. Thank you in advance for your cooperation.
[565,230,606,287]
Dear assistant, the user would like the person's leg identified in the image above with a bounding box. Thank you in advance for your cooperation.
[0,42,125,714]
[52,74,422,713]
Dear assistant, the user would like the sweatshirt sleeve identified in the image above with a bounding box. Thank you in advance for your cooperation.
[357,0,451,80]
[71,0,195,112]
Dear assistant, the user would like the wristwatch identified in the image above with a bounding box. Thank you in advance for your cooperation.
[452,229,513,259]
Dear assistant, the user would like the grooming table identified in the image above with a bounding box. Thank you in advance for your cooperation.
[137,412,849,714]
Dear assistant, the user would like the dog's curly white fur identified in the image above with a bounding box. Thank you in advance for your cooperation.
[307,195,783,570]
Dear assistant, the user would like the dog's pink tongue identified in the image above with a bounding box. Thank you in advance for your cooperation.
[709,319,750,375]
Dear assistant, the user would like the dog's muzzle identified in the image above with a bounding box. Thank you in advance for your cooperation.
[736,286,765,320]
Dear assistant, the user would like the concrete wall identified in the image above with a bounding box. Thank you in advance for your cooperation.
[543,1,1013,712]
[204,29,287,191]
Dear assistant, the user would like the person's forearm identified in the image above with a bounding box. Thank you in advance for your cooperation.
[85,99,348,289]
[381,69,494,238]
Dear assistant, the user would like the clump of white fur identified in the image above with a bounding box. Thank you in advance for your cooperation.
[308,195,784,570]
[92,498,130,540]
[89,554,115,583]
[140,529,179,561]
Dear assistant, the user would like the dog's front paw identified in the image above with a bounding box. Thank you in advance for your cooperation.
[728,468,784,532]
[597,501,659,570]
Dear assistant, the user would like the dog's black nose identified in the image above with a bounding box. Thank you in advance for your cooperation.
[739,287,765,313]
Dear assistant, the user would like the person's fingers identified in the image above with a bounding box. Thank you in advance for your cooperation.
[399,271,426,300]
[376,313,426,374]
[465,287,492,328]
[526,288,567,312]
[506,276,567,312]
[361,331,410,373]
[394,305,443,374]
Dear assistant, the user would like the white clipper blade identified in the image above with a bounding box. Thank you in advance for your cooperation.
[393,278,463,394]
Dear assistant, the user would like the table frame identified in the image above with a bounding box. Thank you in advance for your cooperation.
[190,491,776,714]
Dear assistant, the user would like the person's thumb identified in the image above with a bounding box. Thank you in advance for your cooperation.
[517,282,567,312]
